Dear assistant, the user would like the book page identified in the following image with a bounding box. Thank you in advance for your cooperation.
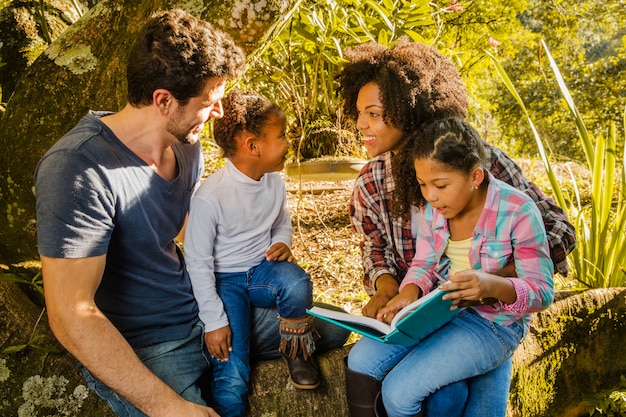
[390,287,443,328]
[307,306,392,334]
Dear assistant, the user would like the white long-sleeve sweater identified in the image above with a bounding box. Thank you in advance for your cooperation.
[184,160,293,331]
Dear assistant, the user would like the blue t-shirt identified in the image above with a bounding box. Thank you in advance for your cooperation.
[35,111,203,348]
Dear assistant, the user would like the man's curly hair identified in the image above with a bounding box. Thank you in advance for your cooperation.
[338,36,468,138]
[391,118,487,219]
[213,89,283,158]
[127,9,246,107]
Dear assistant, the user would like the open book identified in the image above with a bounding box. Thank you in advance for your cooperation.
[307,287,461,346]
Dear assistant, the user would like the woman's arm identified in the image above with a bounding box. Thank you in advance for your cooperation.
[484,142,576,276]
[349,160,406,293]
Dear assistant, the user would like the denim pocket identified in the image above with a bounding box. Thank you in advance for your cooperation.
[489,320,523,354]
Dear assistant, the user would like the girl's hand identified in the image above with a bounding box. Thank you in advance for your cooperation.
[440,270,510,307]
[204,326,232,361]
[376,284,420,324]
[440,270,484,304]
[265,242,295,262]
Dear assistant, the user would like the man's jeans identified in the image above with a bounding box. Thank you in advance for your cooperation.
[81,290,350,416]
[80,322,211,417]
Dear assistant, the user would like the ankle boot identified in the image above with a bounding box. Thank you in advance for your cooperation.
[279,316,320,389]
[344,357,387,417]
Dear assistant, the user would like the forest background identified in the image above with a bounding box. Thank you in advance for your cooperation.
[0,0,625,415]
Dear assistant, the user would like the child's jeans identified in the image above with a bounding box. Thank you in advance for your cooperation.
[211,259,313,417]
[348,309,524,417]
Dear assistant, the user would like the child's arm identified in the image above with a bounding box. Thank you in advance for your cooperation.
[441,270,517,307]
[442,200,554,312]
[268,180,293,249]
[504,200,555,312]
[267,181,295,262]
[184,197,231,356]
[376,283,421,324]
[400,206,442,297]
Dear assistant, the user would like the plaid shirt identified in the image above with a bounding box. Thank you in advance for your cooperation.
[400,173,555,334]
[349,142,575,294]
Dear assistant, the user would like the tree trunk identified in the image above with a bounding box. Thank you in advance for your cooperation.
[0,0,88,103]
[0,0,289,264]
[2,288,624,415]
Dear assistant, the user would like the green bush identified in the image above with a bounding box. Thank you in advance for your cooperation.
[490,41,626,288]
[582,375,626,417]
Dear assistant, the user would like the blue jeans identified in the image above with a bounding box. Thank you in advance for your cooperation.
[81,291,349,416]
[424,357,513,417]
[80,322,211,417]
[210,259,316,417]
[348,309,523,417]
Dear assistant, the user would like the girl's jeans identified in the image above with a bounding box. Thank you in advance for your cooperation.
[348,309,524,417]
[210,259,313,417]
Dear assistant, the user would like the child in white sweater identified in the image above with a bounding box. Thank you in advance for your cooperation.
[184,90,319,417]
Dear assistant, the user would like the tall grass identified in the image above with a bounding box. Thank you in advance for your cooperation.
[488,41,626,288]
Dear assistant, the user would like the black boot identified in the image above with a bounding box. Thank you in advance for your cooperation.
[344,357,387,417]
[279,315,320,389]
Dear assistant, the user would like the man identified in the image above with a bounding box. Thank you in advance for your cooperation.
[35,9,245,417]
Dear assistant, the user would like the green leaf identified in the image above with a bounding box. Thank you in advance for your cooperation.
[1,344,28,354]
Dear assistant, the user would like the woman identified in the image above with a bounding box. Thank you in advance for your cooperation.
[338,37,575,417]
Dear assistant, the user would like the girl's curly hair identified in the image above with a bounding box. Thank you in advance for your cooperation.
[213,89,283,157]
[338,36,468,138]
[391,118,487,219]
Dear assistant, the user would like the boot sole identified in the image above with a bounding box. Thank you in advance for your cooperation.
[288,376,320,390]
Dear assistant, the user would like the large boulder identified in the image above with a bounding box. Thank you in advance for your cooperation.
[508,288,626,417]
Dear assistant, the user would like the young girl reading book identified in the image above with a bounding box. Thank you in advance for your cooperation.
[346,118,555,417]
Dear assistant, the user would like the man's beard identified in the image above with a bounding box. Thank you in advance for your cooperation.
[167,111,201,145]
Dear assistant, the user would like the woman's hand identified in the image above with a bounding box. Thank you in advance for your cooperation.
[204,326,232,361]
[362,274,399,318]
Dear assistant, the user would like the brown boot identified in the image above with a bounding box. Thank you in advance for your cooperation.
[279,315,320,389]
[344,357,387,417]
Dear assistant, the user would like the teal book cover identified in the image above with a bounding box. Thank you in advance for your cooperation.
[307,288,461,346]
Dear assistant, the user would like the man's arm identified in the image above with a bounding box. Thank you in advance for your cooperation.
[41,255,217,417]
